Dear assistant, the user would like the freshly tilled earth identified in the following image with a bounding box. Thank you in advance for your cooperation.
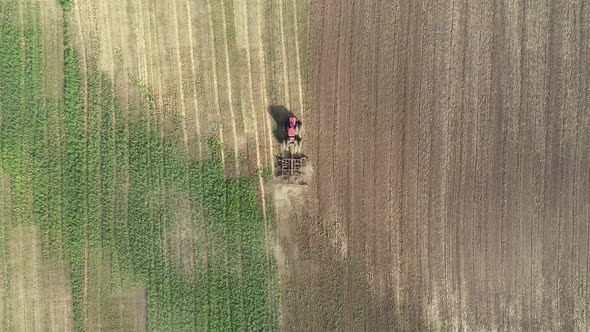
[280,1,590,330]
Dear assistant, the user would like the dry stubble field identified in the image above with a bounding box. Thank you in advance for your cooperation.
[281,0,590,331]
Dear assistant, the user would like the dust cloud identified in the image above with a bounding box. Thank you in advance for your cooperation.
[272,162,312,211]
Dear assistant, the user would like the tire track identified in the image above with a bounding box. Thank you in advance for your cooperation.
[143,0,165,138]
[98,0,115,83]
[235,0,276,326]
[119,0,134,287]
[170,0,189,148]
[205,0,227,168]
[290,0,305,116]
[219,0,240,173]
[237,0,269,258]
[184,0,203,158]
[254,0,274,168]
[276,0,291,109]
[134,0,148,84]
[237,0,263,172]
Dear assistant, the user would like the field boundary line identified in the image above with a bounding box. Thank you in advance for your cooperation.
[171,0,189,148]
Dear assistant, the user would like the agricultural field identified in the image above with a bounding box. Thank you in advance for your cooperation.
[3,0,589,331]
[0,0,308,330]
[284,0,590,331]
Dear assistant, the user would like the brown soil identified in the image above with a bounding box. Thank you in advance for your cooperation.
[8,225,74,332]
[112,289,148,332]
[281,0,590,330]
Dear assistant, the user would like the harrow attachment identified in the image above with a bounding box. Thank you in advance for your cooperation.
[275,153,308,184]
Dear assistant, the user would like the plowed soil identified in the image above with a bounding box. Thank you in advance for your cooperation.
[280,1,590,330]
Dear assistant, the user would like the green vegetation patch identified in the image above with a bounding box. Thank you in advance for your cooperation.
[0,1,279,331]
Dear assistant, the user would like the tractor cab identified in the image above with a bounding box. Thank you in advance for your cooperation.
[284,116,302,150]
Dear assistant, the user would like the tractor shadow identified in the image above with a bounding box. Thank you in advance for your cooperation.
[269,105,295,142]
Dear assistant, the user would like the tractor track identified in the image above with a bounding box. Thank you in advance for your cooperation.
[184,0,203,158]
[255,0,274,168]
[205,0,227,168]
[237,0,270,262]
[276,0,291,110]
[218,0,241,174]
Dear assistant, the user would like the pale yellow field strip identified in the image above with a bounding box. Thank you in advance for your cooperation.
[205,0,227,168]
[185,0,203,158]
[133,8,156,296]
[237,0,270,259]
[171,0,189,148]
[277,0,291,109]
[237,0,264,173]
[134,0,149,84]
[97,0,115,83]
[144,0,165,138]
[113,0,130,114]
[10,226,43,332]
[142,0,158,135]
[255,0,276,167]
[219,0,241,173]
[290,0,305,116]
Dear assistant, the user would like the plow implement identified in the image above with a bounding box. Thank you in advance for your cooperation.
[276,153,308,184]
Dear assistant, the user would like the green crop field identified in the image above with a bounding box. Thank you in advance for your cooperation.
[0,0,310,329]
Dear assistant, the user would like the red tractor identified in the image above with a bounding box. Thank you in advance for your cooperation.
[276,115,308,184]
[283,116,303,152]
